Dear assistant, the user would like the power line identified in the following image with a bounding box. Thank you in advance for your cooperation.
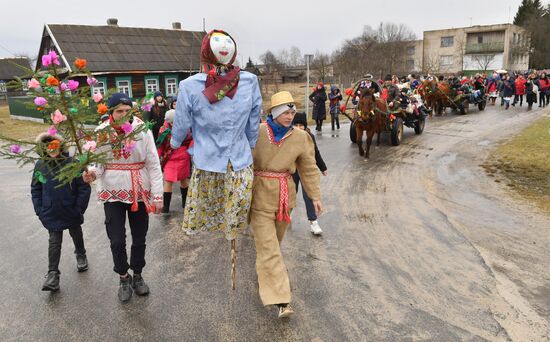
[0,41,16,56]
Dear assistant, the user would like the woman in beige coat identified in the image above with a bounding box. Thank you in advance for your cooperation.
[250,91,324,318]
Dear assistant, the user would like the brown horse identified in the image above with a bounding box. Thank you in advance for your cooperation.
[355,89,386,158]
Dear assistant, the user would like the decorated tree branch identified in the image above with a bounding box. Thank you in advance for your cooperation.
[0,51,154,185]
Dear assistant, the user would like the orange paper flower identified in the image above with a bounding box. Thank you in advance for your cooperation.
[97,103,108,114]
[46,76,59,87]
[47,140,61,151]
[74,58,87,69]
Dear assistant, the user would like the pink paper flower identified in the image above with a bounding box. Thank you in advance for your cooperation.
[50,110,67,125]
[41,50,60,67]
[92,93,103,103]
[60,83,68,91]
[9,144,22,154]
[47,125,58,135]
[122,140,136,154]
[121,122,133,135]
[27,79,40,89]
[34,97,47,106]
[67,80,79,91]
[87,77,98,86]
[141,104,152,111]
[82,140,97,152]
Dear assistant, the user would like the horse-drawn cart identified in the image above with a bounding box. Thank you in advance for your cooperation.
[341,79,428,158]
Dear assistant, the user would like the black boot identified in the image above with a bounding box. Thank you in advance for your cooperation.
[118,274,133,302]
[76,253,88,272]
[42,271,60,292]
[180,187,188,209]
[162,192,172,213]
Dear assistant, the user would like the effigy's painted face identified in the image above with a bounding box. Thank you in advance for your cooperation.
[210,32,236,65]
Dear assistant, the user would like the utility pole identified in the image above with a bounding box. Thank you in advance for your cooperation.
[304,54,314,117]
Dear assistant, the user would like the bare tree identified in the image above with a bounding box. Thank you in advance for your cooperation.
[288,46,302,67]
[423,52,441,75]
[311,51,331,83]
[259,50,282,92]
[471,54,496,71]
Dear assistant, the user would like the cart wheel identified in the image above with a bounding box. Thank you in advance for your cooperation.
[390,118,404,146]
[349,120,357,143]
[478,100,487,111]
[414,118,425,135]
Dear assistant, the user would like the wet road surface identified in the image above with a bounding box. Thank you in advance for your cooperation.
[0,104,549,341]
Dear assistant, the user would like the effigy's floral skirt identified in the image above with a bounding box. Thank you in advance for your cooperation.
[182,164,253,240]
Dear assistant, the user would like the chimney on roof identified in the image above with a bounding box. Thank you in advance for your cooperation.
[107,18,118,26]
[172,22,182,30]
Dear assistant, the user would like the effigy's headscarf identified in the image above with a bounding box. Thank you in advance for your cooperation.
[201,29,240,103]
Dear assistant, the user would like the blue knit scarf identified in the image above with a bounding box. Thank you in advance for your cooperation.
[267,116,291,142]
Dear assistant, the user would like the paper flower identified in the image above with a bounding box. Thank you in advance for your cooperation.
[47,140,61,151]
[345,88,354,96]
[121,122,133,135]
[46,76,59,87]
[60,83,68,91]
[34,97,47,106]
[47,125,58,135]
[87,77,98,86]
[339,104,347,112]
[92,93,103,103]
[74,58,87,70]
[27,79,40,89]
[9,144,22,154]
[122,140,136,154]
[50,110,67,125]
[141,104,152,112]
[41,50,60,67]
[97,103,108,114]
[82,140,97,152]
[67,80,79,91]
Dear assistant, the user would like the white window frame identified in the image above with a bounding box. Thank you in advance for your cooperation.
[146,79,159,94]
[92,81,106,95]
[440,55,453,66]
[165,78,178,96]
[0,81,7,93]
[117,80,132,97]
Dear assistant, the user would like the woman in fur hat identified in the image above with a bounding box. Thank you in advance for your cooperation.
[31,133,91,292]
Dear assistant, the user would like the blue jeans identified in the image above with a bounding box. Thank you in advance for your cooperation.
[292,173,317,221]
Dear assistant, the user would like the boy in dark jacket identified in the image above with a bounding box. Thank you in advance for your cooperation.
[291,112,327,235]
[31,133,91,292]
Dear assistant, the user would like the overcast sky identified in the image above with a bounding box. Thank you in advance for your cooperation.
[0,0,537,65]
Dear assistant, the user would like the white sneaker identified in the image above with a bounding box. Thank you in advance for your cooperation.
[185,228,198,236]
[278,304,295,318]
[309,221,322,235]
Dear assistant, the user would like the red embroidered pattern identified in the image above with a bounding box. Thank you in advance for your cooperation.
[98,189,152,202]
[104,162,153,212]
[264,123,293,146]
[254,170,292,222]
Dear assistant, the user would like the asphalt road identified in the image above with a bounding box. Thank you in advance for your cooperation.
[0,103,549,341]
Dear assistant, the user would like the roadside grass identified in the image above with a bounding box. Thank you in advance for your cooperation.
[0,106,48,142]
[483,115,550,213]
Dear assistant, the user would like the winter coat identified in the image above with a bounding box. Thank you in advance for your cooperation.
[515,78,527,95]
[502,80,516,98]
[537,78,550,93]
[309,88,327,120]
[526,81,538,103]
[146,101,168,141]
[328,86,343,115]
[31,155,91,231]
[157,122,193,182]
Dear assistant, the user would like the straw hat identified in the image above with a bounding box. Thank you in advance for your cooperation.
[270,91,295,110]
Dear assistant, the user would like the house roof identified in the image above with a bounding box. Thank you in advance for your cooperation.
[43,24,205,73]
[0,57,32,80]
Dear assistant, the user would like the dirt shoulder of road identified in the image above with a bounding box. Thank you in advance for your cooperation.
[483,113,550,214]
[0,106,48,142]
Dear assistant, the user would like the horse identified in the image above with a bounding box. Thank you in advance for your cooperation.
[355,89,386,158]
[418,78,452,115]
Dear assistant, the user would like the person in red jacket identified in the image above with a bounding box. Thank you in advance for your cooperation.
[156,109,193,213]
[513,74,527,107]
[538,72,549,108]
